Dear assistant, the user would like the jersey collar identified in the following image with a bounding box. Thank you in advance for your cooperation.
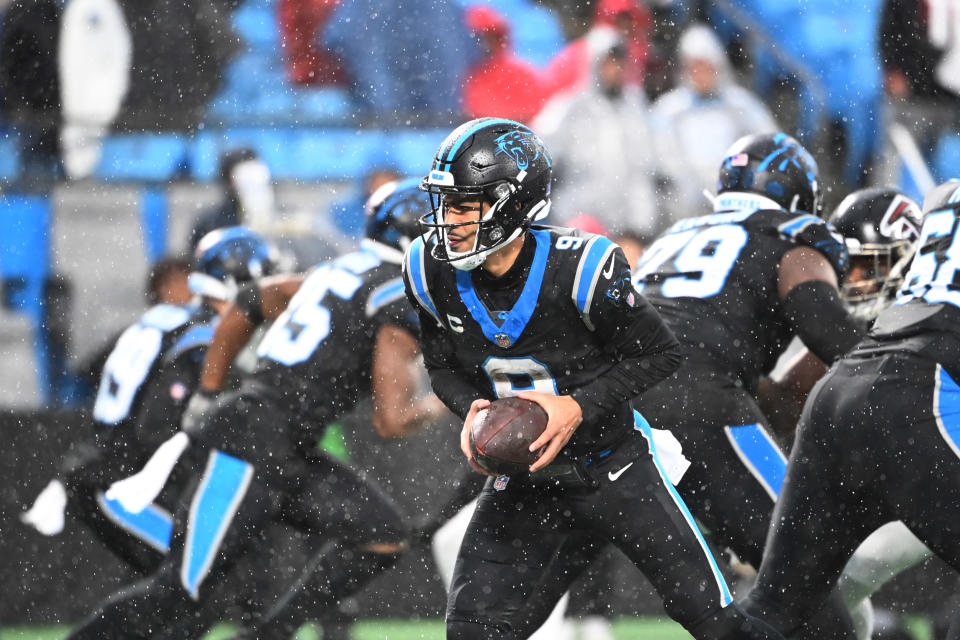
[455,229,550,349]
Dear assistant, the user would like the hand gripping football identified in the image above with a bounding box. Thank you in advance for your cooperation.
[469,397,548,475]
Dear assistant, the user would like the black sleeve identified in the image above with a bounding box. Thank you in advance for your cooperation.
[403,272,487,420]
[781,280,867,364]
[569,250,683,426]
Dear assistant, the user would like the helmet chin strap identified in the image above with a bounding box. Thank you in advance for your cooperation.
[444,196,549,271]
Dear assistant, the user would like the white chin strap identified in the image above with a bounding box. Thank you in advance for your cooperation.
[445,198,550,271]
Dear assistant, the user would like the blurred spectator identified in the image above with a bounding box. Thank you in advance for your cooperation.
[462,5,548,123]
[612,229,649,268]
[278,0,346,86]
[58,0,131,180]
[651,23,777,219]
[322,0,475,120]
[543,0,651,97]
[0,0,63,182]
[328,166,401,241]
[881,0,960,101]
[536,38,661,235]
[114,0,237,131]
[146,256,193,306]
[188,148,276,249]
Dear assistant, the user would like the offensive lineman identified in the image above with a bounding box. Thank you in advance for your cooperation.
[403,117,783,639]
[66,180,443,639]
[629,133,864,637]
[741,180,960,639]
[21,228,278,575]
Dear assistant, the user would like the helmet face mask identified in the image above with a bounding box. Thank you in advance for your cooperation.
[829,187,922,319]
[190,226,279,302]
[420,118,552,271]
[364,177,430,258]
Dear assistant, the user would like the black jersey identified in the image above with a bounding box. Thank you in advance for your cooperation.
[91,303,216,456]
[635,209,848,388]
[403,226,681,460]
[250,248,416,436]
[854,203,960,373]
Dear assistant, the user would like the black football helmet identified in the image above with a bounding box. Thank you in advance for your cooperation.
[190,226,279,301]
[364,177,428,258]
[828,187,922,318]
[715,132,822,215]
[420,117,552,270]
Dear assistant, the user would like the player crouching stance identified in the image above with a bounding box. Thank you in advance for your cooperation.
[402,117,784,640]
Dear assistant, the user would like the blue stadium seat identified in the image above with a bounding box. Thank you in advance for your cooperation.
[96,134,188,182]
[0,130,20,181]
[934,132,960,184]
[296,88,355,124]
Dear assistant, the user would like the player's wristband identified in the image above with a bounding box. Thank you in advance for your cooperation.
[235,282,265,325]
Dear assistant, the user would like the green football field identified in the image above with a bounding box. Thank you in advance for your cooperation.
[0,617,936,640]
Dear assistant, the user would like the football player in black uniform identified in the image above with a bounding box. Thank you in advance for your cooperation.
[403,117,783,640]
[20,227,278,575]
[626,133,867,638]
[741,181,960,639]
[64,179,441,640]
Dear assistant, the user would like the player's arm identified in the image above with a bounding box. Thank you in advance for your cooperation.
[756,347,827,441]
[196,273,305,393]
[370,323,447,438]
[524,249,683,471]
[777,246,866,365]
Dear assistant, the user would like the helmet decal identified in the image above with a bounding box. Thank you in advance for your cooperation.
[493,130,551,172]
[879,195,922,240]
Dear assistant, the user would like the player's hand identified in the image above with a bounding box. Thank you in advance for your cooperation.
[20,479,67,536]
[517,391,583,472]
[181,387,217,433]
[105,432,191,514]
[460,398,496,476]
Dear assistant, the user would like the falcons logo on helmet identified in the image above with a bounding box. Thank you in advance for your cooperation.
[880,195,921,241]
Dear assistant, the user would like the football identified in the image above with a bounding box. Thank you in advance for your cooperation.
[469,397,548,475]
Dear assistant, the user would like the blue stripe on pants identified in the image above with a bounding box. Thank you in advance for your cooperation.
[98,493,172,552]
[180,450,253,599]
[634,411,733,607]
[724,423,787,500]
[936,365,960,460]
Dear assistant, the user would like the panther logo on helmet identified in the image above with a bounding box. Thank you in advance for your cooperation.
[493,130,550,172]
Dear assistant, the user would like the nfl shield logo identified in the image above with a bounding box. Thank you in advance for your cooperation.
[494,475,510,491]
[495,333,512,348]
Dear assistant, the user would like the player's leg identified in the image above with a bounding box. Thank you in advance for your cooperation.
[742,359,890,635]
[64,450,169,574]
[66,447,275,639]
[640,379,780,568]
[580,426,780,640]
[837,521,931,640]
[238,448,408,639]
[446,477,573,639]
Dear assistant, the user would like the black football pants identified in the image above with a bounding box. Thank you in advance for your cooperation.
[445,428,783,640]
[743,353,960,635]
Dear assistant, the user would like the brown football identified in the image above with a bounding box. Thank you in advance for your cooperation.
[469,397,548,475]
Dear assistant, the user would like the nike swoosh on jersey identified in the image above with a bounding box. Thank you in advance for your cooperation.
[608,462,634,481]
[602,254,615,279]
